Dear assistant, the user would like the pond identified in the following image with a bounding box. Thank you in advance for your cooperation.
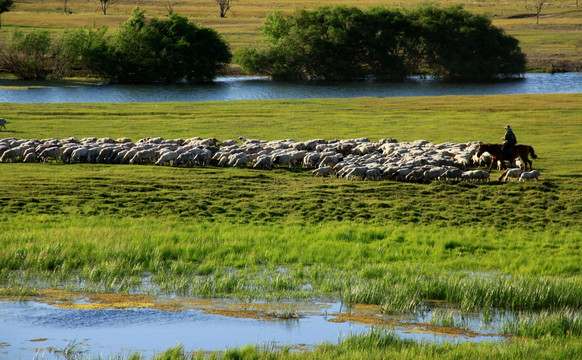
[0,72,581,103]
[0,291,506,359]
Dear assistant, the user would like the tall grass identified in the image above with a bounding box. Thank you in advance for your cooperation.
[1,217,581,312]
[503,309,582,337]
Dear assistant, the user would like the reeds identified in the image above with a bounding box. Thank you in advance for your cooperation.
[503,309,582,337]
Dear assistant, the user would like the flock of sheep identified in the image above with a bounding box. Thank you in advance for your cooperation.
[0,135,540,182]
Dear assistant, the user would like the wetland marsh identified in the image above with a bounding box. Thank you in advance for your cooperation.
[1,94,581,358]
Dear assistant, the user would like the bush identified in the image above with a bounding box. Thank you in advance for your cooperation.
[88,8,232,83]
[235,5,526,81]
[0,28,108,80]
[235,7,416,81]
[409,5,526,81]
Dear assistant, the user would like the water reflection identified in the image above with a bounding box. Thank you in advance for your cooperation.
[0,73,581,103]
[0,298,505,359]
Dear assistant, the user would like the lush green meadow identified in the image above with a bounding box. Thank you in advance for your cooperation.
[2,0,582,71]
[1,95,581,358]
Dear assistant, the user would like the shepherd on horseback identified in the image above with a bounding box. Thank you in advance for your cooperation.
[477,125,537,175]
[501,125,517,158]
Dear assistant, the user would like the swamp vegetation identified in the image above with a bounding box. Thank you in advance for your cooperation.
[0,94,581,358]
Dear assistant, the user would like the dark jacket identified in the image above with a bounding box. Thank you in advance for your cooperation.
[504,129,517,146]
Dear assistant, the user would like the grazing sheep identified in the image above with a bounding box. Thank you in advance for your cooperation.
[130,149,156,165]
[38,146,62,162]
[0,147,25,163]
[219,139,238,147]
[365,168,381,181]
[155,151,178,166]
[318,154,342,168]
[96,146,118,163]
[440,168,463,181]
[518,170,540,182]
[116,137,133,144]
[303,152,321,168]
[23,152,38,163]
[501,168,523,182]
[346,167,367,181]
[312,166,333,177]
[462,170,490,182]
[70,147,90,163]
[193,151,211,166]
[61,146,80,163]
[253,155,273,170]
[405,168,426,183]
[422,167,446,182]
[111,149,128,164]
[272,153,292,168]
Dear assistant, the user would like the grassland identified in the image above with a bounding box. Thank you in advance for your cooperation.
[0,95,581,359]
[1,0,582,72]
[1,88,581,357]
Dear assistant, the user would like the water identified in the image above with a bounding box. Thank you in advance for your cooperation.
[0,300,504,359]
[0,73,581,103]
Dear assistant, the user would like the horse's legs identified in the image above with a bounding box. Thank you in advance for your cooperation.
[521,155,531,171]
[488,158,495,173]
[499,168,509,181]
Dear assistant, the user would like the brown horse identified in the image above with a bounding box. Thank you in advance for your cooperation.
[477,143,538,174]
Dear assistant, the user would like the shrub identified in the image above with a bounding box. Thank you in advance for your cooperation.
[235,5,526,81]
[409,5,526,81]
[88,8,232,83]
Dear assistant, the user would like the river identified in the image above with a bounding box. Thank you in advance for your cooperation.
[0,73,581,103]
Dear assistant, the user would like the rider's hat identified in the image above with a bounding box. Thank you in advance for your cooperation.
[504,125,511,130]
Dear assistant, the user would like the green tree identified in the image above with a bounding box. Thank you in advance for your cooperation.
[0,0,15,30]
[235,5,526,82]
[236,7,415,80]
[88,8,232,83]
[410,6,526,81]
[0,30,85,80]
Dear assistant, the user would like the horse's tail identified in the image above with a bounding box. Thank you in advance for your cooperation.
[529,146,538,159]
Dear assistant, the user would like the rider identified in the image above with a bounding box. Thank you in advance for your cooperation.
[501,125,517,157]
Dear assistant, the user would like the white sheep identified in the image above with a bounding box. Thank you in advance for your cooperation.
[365,168,381,181]
[312,166,333,177]
[439,168,463,181]
[502,168,523,182]
[346,167,367,180]
[38,146,62,162]
[130,149,156,165]
[0,147,25,163]
[461,170,490,182]
[23,152,38,163]
[155,151,178,166]
[253,155,273,170]
[70,147,89,163]
[518,170,540,182]
[303,152,321,168]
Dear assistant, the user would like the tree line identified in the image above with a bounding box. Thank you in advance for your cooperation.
[0,6,526,83]
[235,6,526,81]
[0,8,231,83]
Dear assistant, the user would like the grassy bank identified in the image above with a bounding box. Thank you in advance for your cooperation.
[2,0,582,71]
